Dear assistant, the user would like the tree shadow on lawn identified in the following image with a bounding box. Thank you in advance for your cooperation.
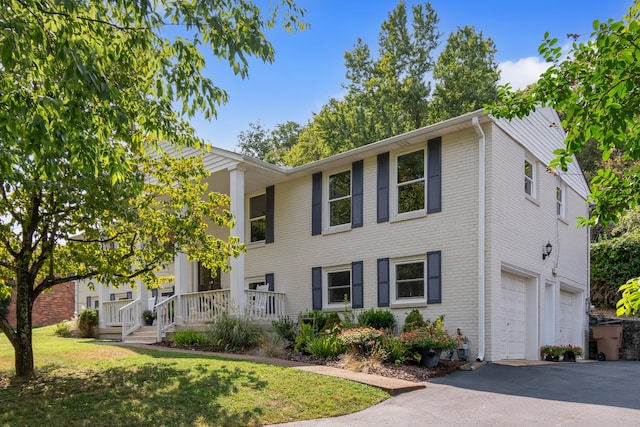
[1,357,269,426]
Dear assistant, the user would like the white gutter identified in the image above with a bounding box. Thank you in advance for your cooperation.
[472,117,486,362]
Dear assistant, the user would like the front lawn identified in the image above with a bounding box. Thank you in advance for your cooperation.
[0,327,389,426]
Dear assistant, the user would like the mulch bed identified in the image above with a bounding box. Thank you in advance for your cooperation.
[153,341,465,383]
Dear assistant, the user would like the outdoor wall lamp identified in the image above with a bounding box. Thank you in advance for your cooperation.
[542,242,553,260]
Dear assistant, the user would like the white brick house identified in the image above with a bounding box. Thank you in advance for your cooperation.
[79,107,590,361]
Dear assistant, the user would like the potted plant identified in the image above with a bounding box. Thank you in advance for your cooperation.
[399,315,459,368]
[143,309,156,326]
[540,344,583,362]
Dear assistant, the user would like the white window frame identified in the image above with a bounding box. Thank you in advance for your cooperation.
[245,277,266,290]
[390,256,426,305]
[323,265,352,308]
[391,147,427,220]
[524,159,536,198]
[323,168,352,231]
[248,192,267,243]
[556,184,565,218]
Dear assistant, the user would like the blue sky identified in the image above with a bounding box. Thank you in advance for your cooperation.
[191,0,632,151]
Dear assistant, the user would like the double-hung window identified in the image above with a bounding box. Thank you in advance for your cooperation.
[326,268,351,305]
[524,160,535,197]
[249,194,266,242]
[328,170,351,227]
[556,186,565,217]
[395,260,425,300]
[397,149,425,214]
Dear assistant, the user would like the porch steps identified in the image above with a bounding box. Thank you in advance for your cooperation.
[122,326,159,344]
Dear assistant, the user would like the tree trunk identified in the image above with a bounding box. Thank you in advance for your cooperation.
[14,273,34,379]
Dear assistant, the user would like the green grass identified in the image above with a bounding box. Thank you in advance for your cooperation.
[0,326,389,426]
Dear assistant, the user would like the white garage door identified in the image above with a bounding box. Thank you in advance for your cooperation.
[558,290,575,345]
[501,273,527,359]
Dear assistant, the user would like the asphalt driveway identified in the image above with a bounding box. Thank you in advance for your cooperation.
[274,360,640,426]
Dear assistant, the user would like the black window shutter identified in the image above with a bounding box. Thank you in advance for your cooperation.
[266,185,275,243]
[265,273,275,313]
[109,293,115,301]
[265,273,275,291]
[312,172,322,235]
[312,267,322,310]
[427,137,442,213]
[377,153,389,223]
[351,261,364,308]
[427,251,442,303]
[352,160,364,228]
[377,258,390,307]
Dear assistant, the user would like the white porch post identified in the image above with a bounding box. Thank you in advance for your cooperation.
[138,279,149,312]
[174,251,190,324]
[229,166,246,315]
[98,284,110,328]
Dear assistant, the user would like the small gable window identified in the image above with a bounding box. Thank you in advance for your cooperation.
[524,160,535,197]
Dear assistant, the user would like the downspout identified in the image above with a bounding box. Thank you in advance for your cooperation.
[472,117,486,361]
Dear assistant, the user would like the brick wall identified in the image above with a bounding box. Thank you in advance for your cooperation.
[5,281,75,327]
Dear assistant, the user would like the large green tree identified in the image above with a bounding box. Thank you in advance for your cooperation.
[0,0,304,379]
[431,25,500,122]
[237,120,302,165]
[490,1,640,314]
[284,1,440,165]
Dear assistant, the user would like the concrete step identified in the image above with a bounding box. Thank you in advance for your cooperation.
[123,326,161,344]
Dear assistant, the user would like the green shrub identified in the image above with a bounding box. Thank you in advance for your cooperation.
[321,312,342,333]
[54,320,72,337]
[204,313,263,352]
[306,334,345,359]
[294,322,316,353]
[257,332,288,358]
[591,234,640,308]
[337,327,384,358]
[77,308,98,338]
[298,310,328,334]
[379,334,406,364]
[272,316,297,346]
[358,308,396,331]
[402,309,426,332]
[172,329,209,347]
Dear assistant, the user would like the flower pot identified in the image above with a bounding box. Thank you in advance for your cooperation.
[562,351,576,362]
[544,355,559,362]
[144,318,154,326]
[418,349,440,368]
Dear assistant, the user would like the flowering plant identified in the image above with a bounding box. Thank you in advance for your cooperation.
[540,344,583,358]
[337,327,384,357]
[399,316,459,352]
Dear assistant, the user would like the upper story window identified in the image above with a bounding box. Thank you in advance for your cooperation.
[524,160,535,197]
[556,186,565,217]
[327,268,351,305]
[396,149,425,214]
[249,194,266,242]
[328,170,351,227]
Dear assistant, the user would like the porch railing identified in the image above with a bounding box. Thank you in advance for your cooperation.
[155,295,177,342]
[120,298,142,340]
[245,289,285,322]
[102,300,130,326]
[181,289,230,324]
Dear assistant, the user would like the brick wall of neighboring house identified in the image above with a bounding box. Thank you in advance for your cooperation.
[5,282,75,327]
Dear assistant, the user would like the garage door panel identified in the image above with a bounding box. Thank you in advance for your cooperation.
[502,273,526,359]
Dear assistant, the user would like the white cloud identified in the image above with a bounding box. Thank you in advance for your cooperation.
[499,57,551,90]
